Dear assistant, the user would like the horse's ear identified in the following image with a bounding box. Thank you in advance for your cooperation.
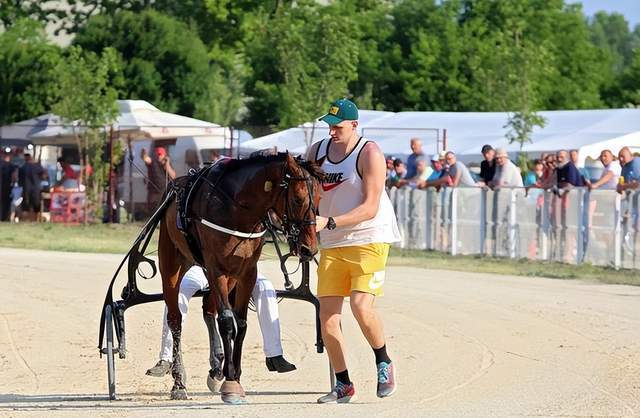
[285,152,296,166]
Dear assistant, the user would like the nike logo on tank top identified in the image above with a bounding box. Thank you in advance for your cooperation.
[315,137,401,248]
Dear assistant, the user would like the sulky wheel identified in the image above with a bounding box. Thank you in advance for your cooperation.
[103,304,117,400]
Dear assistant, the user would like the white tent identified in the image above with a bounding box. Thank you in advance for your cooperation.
[243,108,640,164]
[240,110,395,155]
[29,100,227,145]
[0,114,62,146]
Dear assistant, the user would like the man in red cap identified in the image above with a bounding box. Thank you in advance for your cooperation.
[141,146,176,214]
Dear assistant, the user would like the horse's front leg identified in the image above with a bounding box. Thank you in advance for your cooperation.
[231,283,253,383]
[202,291,224,393]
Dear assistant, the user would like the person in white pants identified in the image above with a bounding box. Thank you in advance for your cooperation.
[146,265,296,387]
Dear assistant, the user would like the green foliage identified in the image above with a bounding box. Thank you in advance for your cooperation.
[504,110,547,174]
[504,111,547,149]
[244,1,360,128]
[152,0,269,48]
[54,0,153,34]
[589,11,635,75]
[73,10,216,119]
[3,0,640,132]
[0,19,62,124]
[0,0,66,30]
[615,49,640,107]
[52,45,120,218]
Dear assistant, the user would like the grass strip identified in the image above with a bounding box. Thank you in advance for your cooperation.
[1,223,637,285]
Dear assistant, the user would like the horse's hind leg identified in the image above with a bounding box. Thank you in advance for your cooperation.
[203,291,224,393]
[159,220,188,400]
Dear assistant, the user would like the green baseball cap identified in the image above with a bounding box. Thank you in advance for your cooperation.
[319,98,359,125]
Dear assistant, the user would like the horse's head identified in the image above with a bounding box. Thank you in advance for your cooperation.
[278,154,324,262]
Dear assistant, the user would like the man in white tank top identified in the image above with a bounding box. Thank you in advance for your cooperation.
[308,98,401,404]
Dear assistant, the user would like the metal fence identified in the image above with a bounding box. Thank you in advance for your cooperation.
[389,187,640,270]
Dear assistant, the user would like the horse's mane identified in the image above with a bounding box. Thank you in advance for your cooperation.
[241,150,324,181]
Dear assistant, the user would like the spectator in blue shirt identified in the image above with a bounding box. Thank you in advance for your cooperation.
[556,150,584,189]
[417,154,446,189]
[405,138,424,179]
[570,149,590,182]
[618,146,640,193]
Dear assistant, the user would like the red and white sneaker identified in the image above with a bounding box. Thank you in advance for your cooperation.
[317,381,356,404]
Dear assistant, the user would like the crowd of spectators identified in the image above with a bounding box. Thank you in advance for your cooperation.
[386,137,640,195]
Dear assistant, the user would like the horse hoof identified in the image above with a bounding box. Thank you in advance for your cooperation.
[221,393,247,405]
[170,387,188,400]
[220,380,247,405]
[207,372,223,393]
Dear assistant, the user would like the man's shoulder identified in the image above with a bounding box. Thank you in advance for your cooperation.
[360,139,382,155]
[307,139,327,160]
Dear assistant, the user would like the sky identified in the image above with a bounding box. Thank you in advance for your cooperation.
[570,0,640,28]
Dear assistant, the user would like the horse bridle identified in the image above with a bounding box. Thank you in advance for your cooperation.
[276,160,318,250]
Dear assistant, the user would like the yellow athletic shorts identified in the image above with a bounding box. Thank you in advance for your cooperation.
[317,243,390,297]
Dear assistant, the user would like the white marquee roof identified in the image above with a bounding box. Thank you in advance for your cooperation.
[243,108,640,164]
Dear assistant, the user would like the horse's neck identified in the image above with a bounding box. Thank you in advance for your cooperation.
[220,162,281,216]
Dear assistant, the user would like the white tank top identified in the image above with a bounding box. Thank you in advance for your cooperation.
[315,137,401,248]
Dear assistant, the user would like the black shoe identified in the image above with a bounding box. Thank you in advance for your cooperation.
[146,359,172,377]
[265,355,297,373]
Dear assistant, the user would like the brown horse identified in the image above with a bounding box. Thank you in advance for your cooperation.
[156,152,322,403]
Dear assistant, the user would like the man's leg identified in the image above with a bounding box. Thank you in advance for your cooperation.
[350,291,396,398]
[319,296,347,372]
[147,266,206,377]
[348,244,397,399]
[318,296,356,403]
[253,273,296,373]
[317,249,356,403]
[349,291,385,349]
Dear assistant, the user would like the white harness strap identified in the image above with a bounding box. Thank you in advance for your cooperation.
[200,219,267,239]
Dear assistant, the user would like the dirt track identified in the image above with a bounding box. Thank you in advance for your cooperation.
[1,247,639,417]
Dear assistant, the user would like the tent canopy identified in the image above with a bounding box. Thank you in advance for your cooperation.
[29,100,227,145]
[240,110,395,155]
[0,114,61,147]
[242,108,640,164]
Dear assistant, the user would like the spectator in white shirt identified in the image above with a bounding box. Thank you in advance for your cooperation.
[490,148,523,188]
[585,149,621,190]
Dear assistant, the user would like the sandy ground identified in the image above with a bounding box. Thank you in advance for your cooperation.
[0,247,639,417]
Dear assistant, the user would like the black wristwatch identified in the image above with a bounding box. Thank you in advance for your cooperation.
[326,217,337,230]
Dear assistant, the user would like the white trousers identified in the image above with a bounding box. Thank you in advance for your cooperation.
[159,266,284,361]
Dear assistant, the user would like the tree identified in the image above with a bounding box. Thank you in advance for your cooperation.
[589,11,634,75]
[333,0,394,110]
[0,0,65,30]
[52,46,120,220]
[74,10,231,121]
[244,1,360,130]
[53,0,153,34]
[614,48,640,107]
[194,47,248,126]
[504,110,547,174]
[0,19,62,125]
[152,0,271,48]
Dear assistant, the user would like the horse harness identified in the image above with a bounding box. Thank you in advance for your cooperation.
[172,157,317,265]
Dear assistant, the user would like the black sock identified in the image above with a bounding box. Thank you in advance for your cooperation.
[335,369,351,385]
[373,344,391,364]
